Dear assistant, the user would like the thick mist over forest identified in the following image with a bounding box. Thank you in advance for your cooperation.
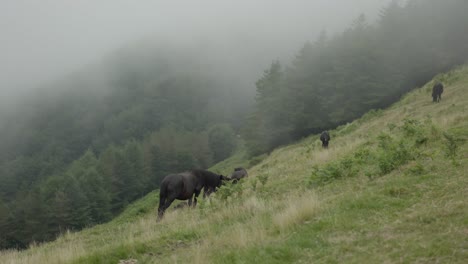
[0,0,389,108]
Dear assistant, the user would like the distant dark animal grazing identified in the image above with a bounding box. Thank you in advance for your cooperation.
[230,167,248,183]
[320,131,330,148]
[432,82,444,102]
[158,169,229,220]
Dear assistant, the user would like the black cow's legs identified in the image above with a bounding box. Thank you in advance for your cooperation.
[157,194,177,220]
[193,190,201,207]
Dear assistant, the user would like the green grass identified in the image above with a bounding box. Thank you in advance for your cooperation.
[1,66,468,264]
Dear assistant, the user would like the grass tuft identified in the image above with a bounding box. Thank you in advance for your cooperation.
[273,192,321,231]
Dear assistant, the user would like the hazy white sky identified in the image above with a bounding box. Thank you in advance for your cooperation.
[0,0,390,101]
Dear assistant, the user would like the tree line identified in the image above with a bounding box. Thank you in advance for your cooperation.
[244,0,468,155]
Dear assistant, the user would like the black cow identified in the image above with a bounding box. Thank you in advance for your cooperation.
[432,82,444,102]
[157,169,229,219]
[320,131,330,148]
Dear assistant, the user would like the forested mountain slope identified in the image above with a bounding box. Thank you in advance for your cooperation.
[2,64,467,264]
[244,0,468,155]
[0,42,251,249]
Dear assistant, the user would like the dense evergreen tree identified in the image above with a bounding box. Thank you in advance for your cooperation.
[245,61,294,155]
[0,198,11,248]
[207,124,237,162]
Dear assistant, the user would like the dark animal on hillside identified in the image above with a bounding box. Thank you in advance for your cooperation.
[320,131,330,148]
[432,82,444,102]
[202,170,237,196]
[158,169,229,219]
[230,167,248,183]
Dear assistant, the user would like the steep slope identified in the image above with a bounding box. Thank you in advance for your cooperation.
[1,66,467,263]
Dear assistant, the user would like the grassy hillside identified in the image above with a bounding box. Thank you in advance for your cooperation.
[2,66,467,263]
